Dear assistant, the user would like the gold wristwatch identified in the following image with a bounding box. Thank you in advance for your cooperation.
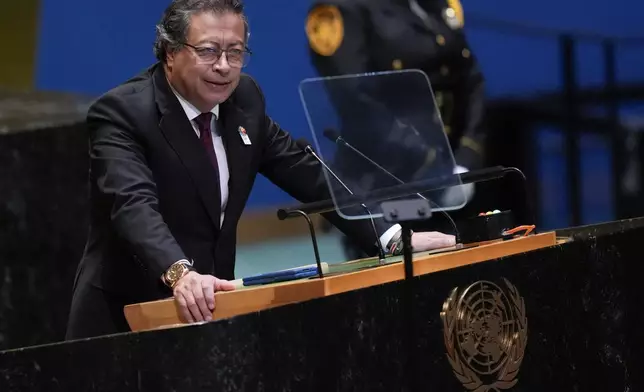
[162,261,191,289]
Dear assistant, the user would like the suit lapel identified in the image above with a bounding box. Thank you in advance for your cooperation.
[152,65,222,230]
[218,99,254,230]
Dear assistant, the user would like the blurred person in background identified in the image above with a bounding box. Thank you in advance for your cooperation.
[306,0,488,260]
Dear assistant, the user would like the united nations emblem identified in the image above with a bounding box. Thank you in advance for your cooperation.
[441,279,528,391]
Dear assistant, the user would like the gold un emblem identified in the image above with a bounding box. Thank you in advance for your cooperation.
[441,279,528,391]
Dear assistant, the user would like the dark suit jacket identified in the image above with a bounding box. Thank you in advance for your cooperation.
[68,63,379,335]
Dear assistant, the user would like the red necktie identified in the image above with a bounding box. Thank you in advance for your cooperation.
[194,112,220,176]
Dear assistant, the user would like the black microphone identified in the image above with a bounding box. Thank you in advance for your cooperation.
[323,128,461,241]
[296,138,387,263]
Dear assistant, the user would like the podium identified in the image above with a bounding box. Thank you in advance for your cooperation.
[2,218,644,391]
[124,233,557,332]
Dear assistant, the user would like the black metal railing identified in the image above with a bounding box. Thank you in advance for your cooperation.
[466,14,644,226]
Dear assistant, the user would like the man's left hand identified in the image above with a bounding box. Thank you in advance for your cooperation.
[411,231,456,251]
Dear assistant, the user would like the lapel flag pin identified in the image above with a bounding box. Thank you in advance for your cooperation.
[238,126,251,145]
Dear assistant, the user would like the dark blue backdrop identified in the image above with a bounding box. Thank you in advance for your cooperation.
[34,0,644,228]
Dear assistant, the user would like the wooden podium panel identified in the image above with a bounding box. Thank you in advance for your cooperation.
[125,232,557,332]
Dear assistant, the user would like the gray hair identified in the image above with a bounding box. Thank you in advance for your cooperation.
[153,0,250,62]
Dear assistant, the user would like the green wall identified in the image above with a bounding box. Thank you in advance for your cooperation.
[0,1,39,90]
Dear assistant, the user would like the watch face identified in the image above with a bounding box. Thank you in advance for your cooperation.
[167,264,185,283]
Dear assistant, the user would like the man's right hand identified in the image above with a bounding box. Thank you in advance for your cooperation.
[173,271,236,323]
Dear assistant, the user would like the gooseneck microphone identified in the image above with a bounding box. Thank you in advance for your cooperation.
[323,128,461,241]
[296,138,387,263]
[323,128,428,200]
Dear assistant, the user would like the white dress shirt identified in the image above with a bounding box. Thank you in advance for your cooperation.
[171,89,229,228]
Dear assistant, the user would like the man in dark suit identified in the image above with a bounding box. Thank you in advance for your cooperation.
[65,0,456,340]
[306,0,488,259]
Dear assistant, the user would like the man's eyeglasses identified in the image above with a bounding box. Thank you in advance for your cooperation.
[183,43,252,68]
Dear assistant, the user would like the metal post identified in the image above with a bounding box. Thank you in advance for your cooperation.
[603,39,622,220]
[561,35,582,226]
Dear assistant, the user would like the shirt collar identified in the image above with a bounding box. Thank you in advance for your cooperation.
[168,81,219,121]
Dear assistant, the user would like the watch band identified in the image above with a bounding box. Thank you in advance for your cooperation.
[387,229,414,256]
[387,229,404,256]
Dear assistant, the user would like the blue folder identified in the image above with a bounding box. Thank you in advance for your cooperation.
[242,265,320,287]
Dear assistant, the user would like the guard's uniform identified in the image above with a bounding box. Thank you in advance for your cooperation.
[306,0,488,259]
[305,0,486,171]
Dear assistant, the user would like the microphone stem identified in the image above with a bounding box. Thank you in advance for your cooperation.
[308,147,387,262]
[339,137,427,200]
[333,137,461,242]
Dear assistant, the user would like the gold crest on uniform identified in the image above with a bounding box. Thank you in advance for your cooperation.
[444,0,464,29]
[306,5,345,56]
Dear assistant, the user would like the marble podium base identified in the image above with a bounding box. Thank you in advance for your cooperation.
[1,218,643,391]
[0,90,92,350]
